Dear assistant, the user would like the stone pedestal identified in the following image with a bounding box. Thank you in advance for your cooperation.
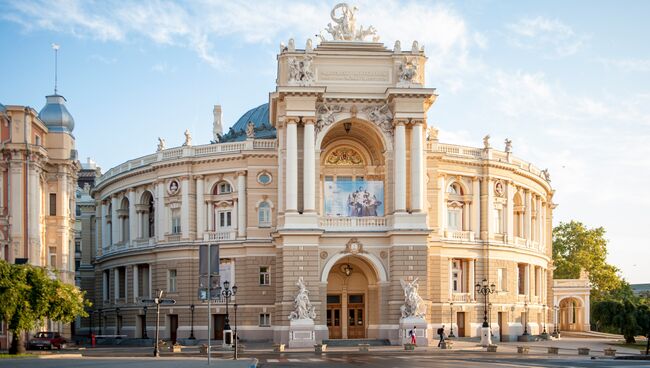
[399,317,429,346]
[223,330,233,348]
[289,319,316,348]
[480,327,492,347]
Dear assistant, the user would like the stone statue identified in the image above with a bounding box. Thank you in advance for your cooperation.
[157,137,166,152]
[83,182,91,193]
[394,40,401,53]
[287,56,315,86]
[246,121,255,138]
[363,104,393,135]
[399,278,427,319]
[541,168,551,182]
[288,38,295,52]
[288,277,316,321]
[411,40,419,53]
[316,103,344,133]
[213,105,223,142]
[183,129,192,146]
[323,3,378,42]
[483,135,491,149]
[505,138,512,153]
[306,38,313,52]
[426,126,439,141]
[397,57,420,87]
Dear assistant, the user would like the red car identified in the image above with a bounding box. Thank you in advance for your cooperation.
[28,332,67,350]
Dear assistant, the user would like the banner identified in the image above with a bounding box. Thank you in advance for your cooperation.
[324,179,384,217]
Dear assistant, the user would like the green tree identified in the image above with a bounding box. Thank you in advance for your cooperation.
[552,221,623,300]
[0,260,90,354]
[592,299,650,344]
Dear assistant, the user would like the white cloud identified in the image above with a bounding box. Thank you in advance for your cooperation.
[599,58,650,73]
[506,16,586,57]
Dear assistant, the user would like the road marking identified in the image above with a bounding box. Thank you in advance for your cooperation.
[287,358,302,362]
[266,359,279,363]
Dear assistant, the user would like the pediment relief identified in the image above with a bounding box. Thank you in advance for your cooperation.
[325,147,365,166]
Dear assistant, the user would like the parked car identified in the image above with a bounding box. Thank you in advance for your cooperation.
[28,332,67,350]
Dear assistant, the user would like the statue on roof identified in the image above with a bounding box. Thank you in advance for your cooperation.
[320,3,379,42]
[157,137,166,152]
[246,121,255,138]
[183,129,192,146]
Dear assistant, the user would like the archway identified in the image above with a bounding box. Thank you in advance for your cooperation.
[559,297,585,331]
[325,254,381,339]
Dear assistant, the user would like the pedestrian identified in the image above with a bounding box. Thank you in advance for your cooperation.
[409,326,417,345]
[437,325,445,347]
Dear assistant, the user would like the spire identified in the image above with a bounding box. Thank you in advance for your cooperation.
[52,43,60,95]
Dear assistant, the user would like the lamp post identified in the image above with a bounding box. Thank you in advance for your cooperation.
[218,280,238,343]
[488,303,493,336]
[143,306,149,339]
[475,278,496,347]
[233,303,238,360]
[552,304,560,337]
[448,301,455,338]
[115,308,121,338]
[189,304,195,339]
[522,299,529,336]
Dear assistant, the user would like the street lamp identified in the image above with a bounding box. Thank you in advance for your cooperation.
[116,308,121,338]
[233,303,239,360]
[448,301,455,338]
[488,303,493,337]
[542,304,548,336]
[475,278,496,328]
[522,299,529,336]
[143,306,149,339]
[553,304,560,337]
[218,280,237,336]
[189,304,196,339]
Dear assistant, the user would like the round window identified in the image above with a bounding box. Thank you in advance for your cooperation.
[257,172,272,185]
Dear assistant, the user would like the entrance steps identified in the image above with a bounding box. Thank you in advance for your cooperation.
[323,339,391,347]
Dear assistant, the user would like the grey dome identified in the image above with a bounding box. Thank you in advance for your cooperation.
[38,94,75,133]
[220,103,275,142]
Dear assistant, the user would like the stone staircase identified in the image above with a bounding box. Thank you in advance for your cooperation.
[323,339,391,346]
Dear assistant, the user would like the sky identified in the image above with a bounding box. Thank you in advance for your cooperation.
[1,0,649,283]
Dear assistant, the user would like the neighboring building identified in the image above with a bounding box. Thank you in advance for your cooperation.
[82,5,561,344]
[0,93,80,348]
[631,283,650,297]
[552,277,591,332]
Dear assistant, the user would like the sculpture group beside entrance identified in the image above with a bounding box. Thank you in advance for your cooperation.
[288,277,317,347]
[399,278,430,346]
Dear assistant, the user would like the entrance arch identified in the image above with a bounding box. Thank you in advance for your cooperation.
[325,254,382,339]
[558,296,586,331]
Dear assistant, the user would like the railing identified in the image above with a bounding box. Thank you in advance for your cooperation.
[203,230,237,241]
[165,234,181,242]
[517,294,527,303]
[96,139,277,186]
[444,230,475,242]
[319,216,388,231]
[451,292,472,303]
[515,237,528,247]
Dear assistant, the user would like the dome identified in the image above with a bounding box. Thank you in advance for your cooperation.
[38,94,75,133]
[0,102,6,115]
[220,103,275,142]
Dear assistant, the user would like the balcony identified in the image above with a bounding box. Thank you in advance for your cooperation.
[444,230,475,242]
[203,230,237,242]
[451,292,472,303]
[319,216,388,231]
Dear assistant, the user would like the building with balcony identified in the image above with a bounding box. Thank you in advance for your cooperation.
[81,5,567,344]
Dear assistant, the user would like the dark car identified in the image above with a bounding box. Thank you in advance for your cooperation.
[28,331,67,350]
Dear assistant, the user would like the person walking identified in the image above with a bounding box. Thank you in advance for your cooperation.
[409,326,417,345]
[437,325,446,347]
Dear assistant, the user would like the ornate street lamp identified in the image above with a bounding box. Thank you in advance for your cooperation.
[189,304,196,339]
[448,301,455,338]
[522,298,529,336]
[116,308,121,337]
[218,280,237,333]
[542,304,548,336]
[475,278,496,328]
[488,303,493,336]
[142,306,149,339]
[553,304,560,337]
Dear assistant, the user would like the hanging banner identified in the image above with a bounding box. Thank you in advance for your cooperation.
[324,179,384,217]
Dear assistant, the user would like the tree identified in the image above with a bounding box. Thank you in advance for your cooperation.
[592,299,650,344]
[552,221,623,300]
[0,260,90,354]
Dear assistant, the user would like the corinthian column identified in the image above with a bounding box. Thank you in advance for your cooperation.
[196,175,205,240]
[394,120,407,213]
[303,118,316,213]
[237,171,247,237]
[410,120,424,212]
[286,117,299,213]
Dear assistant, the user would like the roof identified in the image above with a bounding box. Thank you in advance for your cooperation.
[220,103,275,142]
[38,94,75,133]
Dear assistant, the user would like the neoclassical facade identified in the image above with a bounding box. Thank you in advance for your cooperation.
[84,6,558,344]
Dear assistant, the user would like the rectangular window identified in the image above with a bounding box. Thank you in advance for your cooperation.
[219,211,232,228]
[103,270,110,301]
[118,267,126,299]
[138,264,150,298]
[493,208,503,234]
[497,268,507,292]
[49,193,57,216]
[35,135,41,146]
[518,264,526,295]
[168,269,177,292]
[447,209,461,231]
[171,209,181,234]
[259,313,271,327]
[259,266,270,285]
[49,246,56,268]
[451,260,462,292]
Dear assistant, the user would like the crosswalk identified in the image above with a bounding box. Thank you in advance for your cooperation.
[261,355,428,364]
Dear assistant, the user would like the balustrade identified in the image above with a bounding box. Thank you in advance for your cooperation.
[319,216,388,231]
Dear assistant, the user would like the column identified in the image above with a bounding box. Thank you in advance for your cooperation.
[207,202,214,231]
[438,175,446,233]
[114,268,119,301]
[285,118,298,212]
[536,196,543,244]
[448,258,454,298]
[410,121,424,212]
[237,172,247,237]
[180,177,189,239]
[524,264,531,298]
[196,176,205,240]
[486,179,494,239]
[128,189,136,243]
[133,265,139,303]
[111,195,119,245]
[394,120,406,212]
[469,259,476,301]
[156,181,165,241]
[101,202,108,249]
[303,118,316,212]
[462,203,470,231]
[506,182,514,242]
[472,178,480,237]
[525,190,532,240]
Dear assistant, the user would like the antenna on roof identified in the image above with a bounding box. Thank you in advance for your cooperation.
[52,43,60,95]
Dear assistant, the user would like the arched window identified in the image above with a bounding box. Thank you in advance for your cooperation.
[447,182,462,195]
[446,182,464,232]
[215,181,232,195]
[258,202,271,228]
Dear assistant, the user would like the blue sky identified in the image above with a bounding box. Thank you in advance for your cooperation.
[1,0,649,283]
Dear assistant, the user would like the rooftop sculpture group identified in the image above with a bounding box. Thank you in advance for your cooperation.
[319,3,379,42]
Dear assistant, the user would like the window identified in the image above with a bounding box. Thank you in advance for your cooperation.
[168,269,177,292]
[497,268,507,292]
[75,260,81,271]
[35,135,41,146]
[217,182,232,194]
[118,267,126,299]
[493,208,503,234]
[259,266,270,285]
[447,208,461,231]
[259,313,271,327]
[49,246,56,268]
[171,209,181,234]
[447,183,461,195]
[49,193,57,216]
[257,172,272,185]
[138,264,150,298]
[219,211,232,228]
[518,264,526,295]
[451,260,462,292]
[103,270,110,301]
[258,202,271,227]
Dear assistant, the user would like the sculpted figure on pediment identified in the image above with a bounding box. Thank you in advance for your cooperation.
[157,137,166,152]
[397,57,420,87]
[363,104,393,136]
[321,3,379,42]
[287,56,315,86]
[316,103,344,133]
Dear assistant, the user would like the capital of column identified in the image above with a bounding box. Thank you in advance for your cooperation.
[302,117,316,125]
[194,174,204,180]
[235,170,247,177]
[127,188,135,193]
[393,118,408,127]
[179,175,190,181]
[286,116,300,125]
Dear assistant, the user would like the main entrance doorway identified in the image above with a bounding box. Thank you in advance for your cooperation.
[326,295,342,339]
[347,294,365,338]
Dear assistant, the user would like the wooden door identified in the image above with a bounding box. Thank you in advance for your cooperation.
[498,312,505,342]
[169,314,178,343]
[326,294,342,339]
[213,314,226,340]
[457,312,465,337]
[347,294,365,339]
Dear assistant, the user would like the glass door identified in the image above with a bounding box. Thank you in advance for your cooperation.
[326,294,342,339]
